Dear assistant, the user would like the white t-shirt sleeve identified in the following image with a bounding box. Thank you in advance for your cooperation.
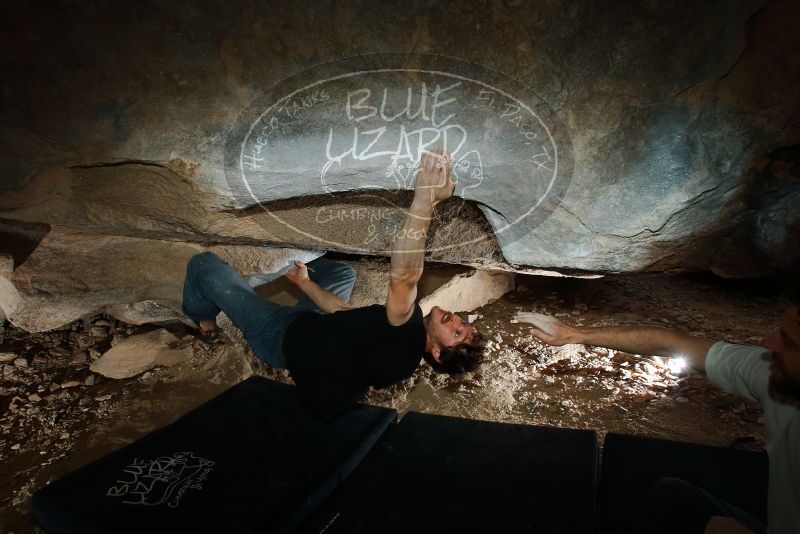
[705,341,771,404]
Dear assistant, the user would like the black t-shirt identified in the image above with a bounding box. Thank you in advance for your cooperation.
[282,304,426,419]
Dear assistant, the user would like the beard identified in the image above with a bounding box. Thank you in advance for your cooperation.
[768,366,800,407]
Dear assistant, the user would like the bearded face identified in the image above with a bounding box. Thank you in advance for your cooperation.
[762,305,800,407]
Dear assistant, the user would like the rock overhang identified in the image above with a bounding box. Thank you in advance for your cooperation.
[0,0,797,280]
[223,54,574,263]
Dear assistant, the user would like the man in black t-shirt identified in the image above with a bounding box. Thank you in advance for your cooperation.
[181,148,485,416]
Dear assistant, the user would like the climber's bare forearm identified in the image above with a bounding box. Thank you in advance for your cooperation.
[390,196,434,287]
[297,279,352,314]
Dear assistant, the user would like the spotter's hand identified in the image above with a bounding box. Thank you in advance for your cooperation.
[514,311,578,346]
[284,260,309,285]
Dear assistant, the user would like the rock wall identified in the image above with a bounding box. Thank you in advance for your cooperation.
[0,219,321,332]
[1,0,798,280]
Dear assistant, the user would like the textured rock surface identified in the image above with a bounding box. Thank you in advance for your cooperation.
[419,270,516,316]
[0,221,321,332]
[0,0,798,277]
[89,329,191,379]
[0,165,504,266]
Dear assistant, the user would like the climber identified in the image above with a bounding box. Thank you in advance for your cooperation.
[181,148,485,418]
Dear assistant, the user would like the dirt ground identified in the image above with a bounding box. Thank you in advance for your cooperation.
[0,268,781,532]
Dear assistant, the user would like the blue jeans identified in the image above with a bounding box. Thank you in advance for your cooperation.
[181,252,356,368]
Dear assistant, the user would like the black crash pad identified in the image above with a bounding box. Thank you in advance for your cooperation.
[598,432,769,534]
[297,411,599,534]
[31,376,396,534]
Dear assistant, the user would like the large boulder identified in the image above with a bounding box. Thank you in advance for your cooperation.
[0,0,798,278]
[0,220,321,332]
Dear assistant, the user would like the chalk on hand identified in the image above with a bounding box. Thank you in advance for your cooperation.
[514,311,559,336]
[287,260,314,272]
